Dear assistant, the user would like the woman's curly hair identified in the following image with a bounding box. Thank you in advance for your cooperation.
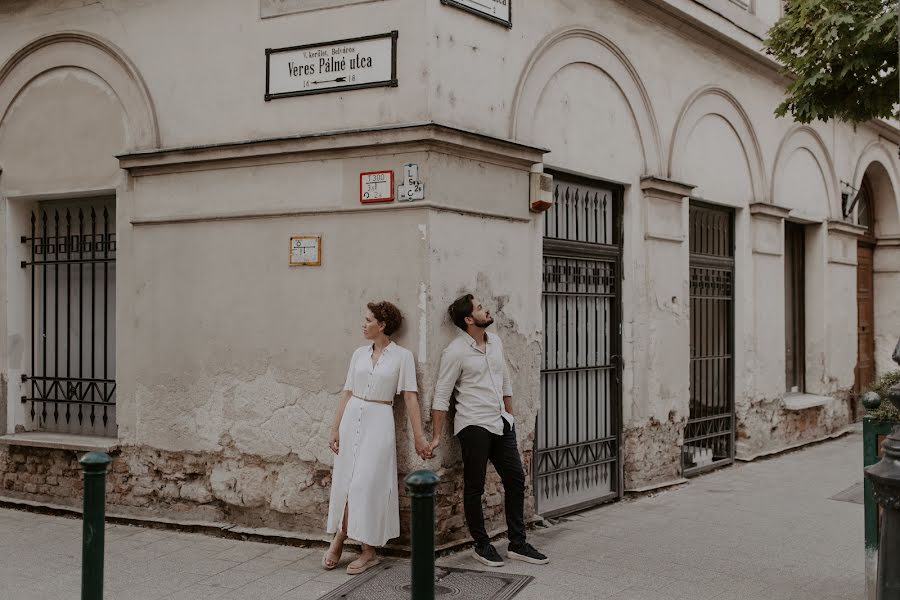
[367,301,403,336]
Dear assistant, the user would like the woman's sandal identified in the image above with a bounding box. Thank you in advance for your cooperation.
[322,535,346,570]
[346,555,380,575]
[322,550,341,570]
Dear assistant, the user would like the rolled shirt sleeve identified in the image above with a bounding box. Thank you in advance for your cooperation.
[432,346,462,411]
[494,335,513,397]
[397,349,418,394]
[501,359,513,397]
[343,349,358,392]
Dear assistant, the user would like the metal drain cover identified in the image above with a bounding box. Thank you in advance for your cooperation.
[319,563,533,600]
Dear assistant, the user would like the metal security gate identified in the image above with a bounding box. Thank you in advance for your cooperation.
[536,173,622,516]
[21,200,117,437]
[683,202,734,476]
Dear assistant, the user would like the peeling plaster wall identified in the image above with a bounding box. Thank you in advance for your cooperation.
[118,148,537,542]
[126,188,429,459]
[422,208,543,530]
[735,393,852,458]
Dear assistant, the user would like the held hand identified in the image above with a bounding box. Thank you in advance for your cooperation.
[414,436,431,460]
[427,436,441,456]
[329,430,340,455]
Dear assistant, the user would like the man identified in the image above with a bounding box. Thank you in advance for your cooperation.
[429,294,549,567]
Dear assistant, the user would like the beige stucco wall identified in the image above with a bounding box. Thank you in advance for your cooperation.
[0,0,898,536]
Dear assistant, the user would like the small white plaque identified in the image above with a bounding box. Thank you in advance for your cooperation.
[440,0,511,27]
[360,170,394,203]
[290,236,322,266]
[399,163,425,201]
[266,32,398,100]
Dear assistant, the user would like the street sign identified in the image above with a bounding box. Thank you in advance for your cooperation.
[440,0,511,27]
[266,32,398,100]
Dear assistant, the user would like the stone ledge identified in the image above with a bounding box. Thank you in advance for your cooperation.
[827,220,868,237]
[0,432,119,453]
[640,176,696,201]
[735,425,852,462]
[782,394,831,411]
[749,202,791,220]
[117,122,548,176]
[625,477,689,494]
[877,234,900,248]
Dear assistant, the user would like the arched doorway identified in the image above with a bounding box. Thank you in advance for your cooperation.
[855,178,876,395]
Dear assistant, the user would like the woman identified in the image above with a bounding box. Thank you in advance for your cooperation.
[323,301,430,574]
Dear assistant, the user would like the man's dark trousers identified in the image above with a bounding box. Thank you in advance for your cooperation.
[456,419,526,548]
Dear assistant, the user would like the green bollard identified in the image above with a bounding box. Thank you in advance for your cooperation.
[80,452,111,600]
[405,470,440,600]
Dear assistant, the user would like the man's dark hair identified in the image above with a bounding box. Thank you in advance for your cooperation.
[448,294,474,331]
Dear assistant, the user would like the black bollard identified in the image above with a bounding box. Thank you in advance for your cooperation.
[405,470,440,600]
[865,339,900,600]
[80,452,111,600]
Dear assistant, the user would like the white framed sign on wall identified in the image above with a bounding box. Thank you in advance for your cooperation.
[289,236,322,266]
[440,0,511,28]
[266,31,398,100]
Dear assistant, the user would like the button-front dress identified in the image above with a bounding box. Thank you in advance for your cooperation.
[326,341,417,547]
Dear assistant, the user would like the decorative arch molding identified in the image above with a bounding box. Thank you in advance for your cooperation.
[669,86,766,204]
[0,31,159,150]
[851,140,900,223]
[509,27,664,176]
[770,125,839,219]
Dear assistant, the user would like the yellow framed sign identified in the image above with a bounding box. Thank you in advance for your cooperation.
[289,235,322,266]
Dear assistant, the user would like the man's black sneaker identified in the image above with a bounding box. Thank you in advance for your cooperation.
[472,544,504,567]
[507,543,549,565]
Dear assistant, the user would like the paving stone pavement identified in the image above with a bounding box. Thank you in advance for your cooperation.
[0,428,864,599]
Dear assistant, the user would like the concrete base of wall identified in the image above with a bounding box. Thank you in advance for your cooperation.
[735,425,853,462]
[0,441,533,550]
[736,393,854,460]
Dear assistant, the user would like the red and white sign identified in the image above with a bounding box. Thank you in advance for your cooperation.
[360,170,394,203]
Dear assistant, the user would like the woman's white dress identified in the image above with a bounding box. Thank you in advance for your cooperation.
[326,341,417,546]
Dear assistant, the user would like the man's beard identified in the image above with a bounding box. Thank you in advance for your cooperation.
[473,316,494,328]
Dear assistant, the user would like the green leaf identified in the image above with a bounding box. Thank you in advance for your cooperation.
[764,0,899,123]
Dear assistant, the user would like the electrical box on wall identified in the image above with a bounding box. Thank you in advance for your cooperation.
[530,171,553,212]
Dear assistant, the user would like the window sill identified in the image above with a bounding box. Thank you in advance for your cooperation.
[0,432,119,452]
[782,394,830,411]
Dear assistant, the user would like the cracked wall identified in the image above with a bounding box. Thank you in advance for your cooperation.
[82,148,539,546]
[735,393,853,458]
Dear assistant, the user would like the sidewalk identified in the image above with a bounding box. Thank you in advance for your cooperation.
[0,429,864,600]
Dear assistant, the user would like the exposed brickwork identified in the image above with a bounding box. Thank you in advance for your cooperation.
[735,392,854,458]
[0,439,537,549]
[622,413,685,490]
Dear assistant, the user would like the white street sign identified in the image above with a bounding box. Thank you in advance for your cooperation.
[266,32,397,100]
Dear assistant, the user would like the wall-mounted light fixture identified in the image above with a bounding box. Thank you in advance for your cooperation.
[840,180,860,219]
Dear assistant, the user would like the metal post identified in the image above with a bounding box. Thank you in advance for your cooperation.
[80,452,111,600]
[865,339,900,600]
[405,470,439,600]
